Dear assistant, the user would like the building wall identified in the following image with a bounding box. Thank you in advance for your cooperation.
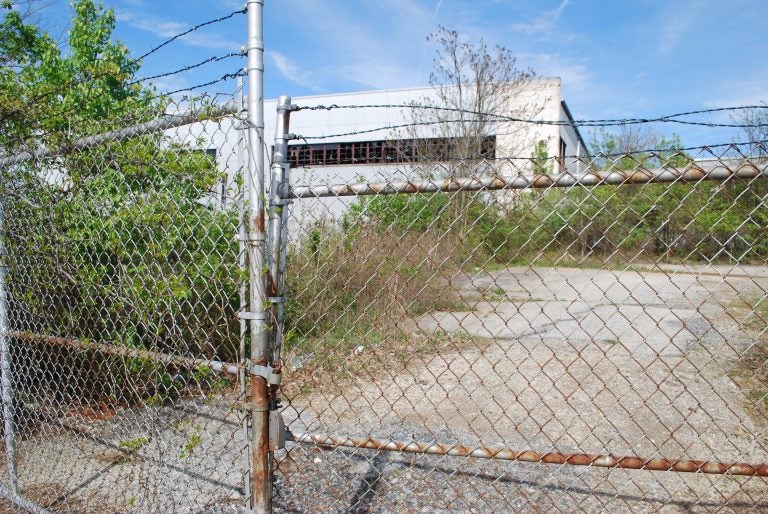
[173,79,587,228]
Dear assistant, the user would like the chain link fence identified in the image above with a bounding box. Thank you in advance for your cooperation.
[1,93,767,513]
[0,95,257,512]
[274,112,768,511]
[1,3,767,509]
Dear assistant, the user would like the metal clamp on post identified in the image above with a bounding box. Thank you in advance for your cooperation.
[247,361,282,385]
[239,311,268,321]
[270,197,292,207]
[247,231,266,244]
[266,296,285,304]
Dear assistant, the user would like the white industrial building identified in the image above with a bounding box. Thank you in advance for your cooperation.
[182,78,588,220]
[265,77,587,175]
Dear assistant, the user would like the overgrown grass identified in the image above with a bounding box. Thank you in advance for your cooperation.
[281,183,768,398]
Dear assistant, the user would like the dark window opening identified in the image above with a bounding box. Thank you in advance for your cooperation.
[285,136,496,168]
[559,138,567,172]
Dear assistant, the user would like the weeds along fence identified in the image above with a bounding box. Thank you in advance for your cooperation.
[272,97,768,511]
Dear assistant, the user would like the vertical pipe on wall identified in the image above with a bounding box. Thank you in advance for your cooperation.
[245,1,270,511]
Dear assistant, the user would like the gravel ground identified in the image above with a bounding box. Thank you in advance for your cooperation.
[0,395,250,513]
[276,265,768,512]
[0,265,766,512]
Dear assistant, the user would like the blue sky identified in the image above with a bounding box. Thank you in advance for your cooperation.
[31,0,768,147]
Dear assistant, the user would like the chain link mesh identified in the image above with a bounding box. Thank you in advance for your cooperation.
[275,136,768,511]
[0,98,252,512]
[1,79,766,512]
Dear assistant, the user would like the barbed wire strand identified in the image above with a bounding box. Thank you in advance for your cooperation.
[0,8,245,125]
[130,8,245,64]
[128,52,242,86]
[293,110,768,143]
[295,103,768,129]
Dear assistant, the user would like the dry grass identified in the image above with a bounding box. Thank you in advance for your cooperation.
[281,225,476,397]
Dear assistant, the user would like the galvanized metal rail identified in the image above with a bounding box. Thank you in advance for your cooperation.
[9,331,241,376]
[0,103,238,168]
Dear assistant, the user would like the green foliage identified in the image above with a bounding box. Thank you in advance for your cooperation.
[589,130,691,170]
[1,1,240,406]
[532,140,552,174]
[119,436,149,452]
[348,193,449,233]
[179,426,202,459]
[1,0,157,150]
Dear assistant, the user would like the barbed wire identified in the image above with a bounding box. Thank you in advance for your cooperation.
[160,70,244,99]
[0,8,246,125]
[0,70,244,154]
[293,112,768,146]
[18,66,244,140]
[295,103,768,129]
[128,52,242,86]
[130,8,245,65]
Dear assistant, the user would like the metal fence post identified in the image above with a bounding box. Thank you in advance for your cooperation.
[268,96,293,367]
[244,0,271,512]
[235,74,253,507]
[0,199,18,495]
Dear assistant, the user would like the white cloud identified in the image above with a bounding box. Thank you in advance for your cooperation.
[274,0,430,90]
[116,10,241,51]
[268,51,325,92]
[657,17,694,55]
[521,52,592,91]
[216,0,246,10]
[338,62,419,91]
[705,74,768,109]
[656,0,710,54]
[511,0,570,35]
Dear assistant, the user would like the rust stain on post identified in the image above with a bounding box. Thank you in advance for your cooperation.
[253,212,266,232]
[250,371,271,509]
[289,432,768,476]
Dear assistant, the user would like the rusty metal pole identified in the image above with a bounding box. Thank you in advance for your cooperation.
[235,74,253,507]
[244,0,271,511]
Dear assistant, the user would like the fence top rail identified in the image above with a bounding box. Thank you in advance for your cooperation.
[288,160,768,199]
[0,101,238,168]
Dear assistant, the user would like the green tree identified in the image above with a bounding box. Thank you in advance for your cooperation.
[532,139,553,175]
[1,1,239,403]
[1,0,157,150]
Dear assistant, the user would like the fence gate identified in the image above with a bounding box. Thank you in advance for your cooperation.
[0,94,262,511]
[271,98,768,512]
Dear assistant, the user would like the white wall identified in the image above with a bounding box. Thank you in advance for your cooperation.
[173,80,587,231]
